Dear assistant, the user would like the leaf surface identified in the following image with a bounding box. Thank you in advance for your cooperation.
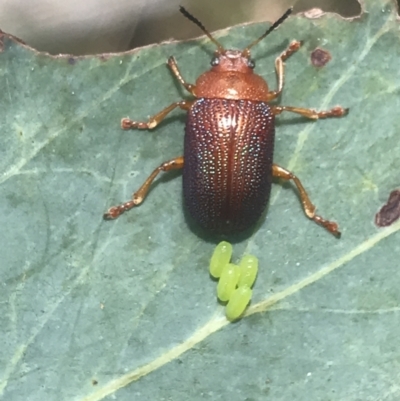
[1,1,400,400]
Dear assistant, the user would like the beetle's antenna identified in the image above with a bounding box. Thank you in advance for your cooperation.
[243,7,293,55]
[179,6,225,53]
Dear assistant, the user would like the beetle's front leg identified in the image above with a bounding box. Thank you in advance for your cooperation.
[272,105,348,120]
[121,100,193,130]
[104,156,184,220]
[168,56,197,96]
[266,40,302,101]
[272,164,340,237]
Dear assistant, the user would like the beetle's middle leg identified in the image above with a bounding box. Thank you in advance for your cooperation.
[272,105,348,120]
[272,164,340,237]
[266,40,302,101]
[121,100,193,130]
[104,156,184,220]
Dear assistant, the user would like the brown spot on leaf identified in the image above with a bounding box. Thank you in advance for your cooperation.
[92,379,98,386]
[311,48,332,67]
[375,189,400,227]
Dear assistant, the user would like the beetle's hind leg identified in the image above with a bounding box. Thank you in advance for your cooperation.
[121,100,193,130]
[272,105,348,120]
[272,164,340,237]
[104,157,184,220]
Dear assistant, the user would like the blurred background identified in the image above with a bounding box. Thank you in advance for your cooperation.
[0,0,363,55]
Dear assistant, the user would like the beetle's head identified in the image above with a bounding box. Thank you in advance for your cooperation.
[179,6,293,74]
[209,50,255,74]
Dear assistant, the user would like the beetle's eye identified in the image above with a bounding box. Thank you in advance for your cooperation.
[211,57,220,66]
[247,59,256,69]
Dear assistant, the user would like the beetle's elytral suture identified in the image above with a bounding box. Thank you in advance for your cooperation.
[105,6,348,238]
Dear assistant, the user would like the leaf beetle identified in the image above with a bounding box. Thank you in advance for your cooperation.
[104,7,348,237]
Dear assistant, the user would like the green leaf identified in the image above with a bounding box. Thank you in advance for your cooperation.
[1,0,400,399]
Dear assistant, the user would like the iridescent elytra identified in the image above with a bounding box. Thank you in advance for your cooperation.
[104,7,348,236]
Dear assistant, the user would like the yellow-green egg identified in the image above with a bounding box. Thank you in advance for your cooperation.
[238,254,258,288]
[209,241,233,278]
[225,285,252,321]
[217,263,240,302]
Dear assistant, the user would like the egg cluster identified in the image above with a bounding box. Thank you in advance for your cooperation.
[209,241,258,321]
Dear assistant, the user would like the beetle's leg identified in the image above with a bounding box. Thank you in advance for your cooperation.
[272,105,348,120]
[168,56,197,96]
[266,40,302,101]
[272,164,340,237]
[104,156,184,220]
[121,100,193,130]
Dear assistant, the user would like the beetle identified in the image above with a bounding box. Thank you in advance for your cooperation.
[104,6,348,237]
